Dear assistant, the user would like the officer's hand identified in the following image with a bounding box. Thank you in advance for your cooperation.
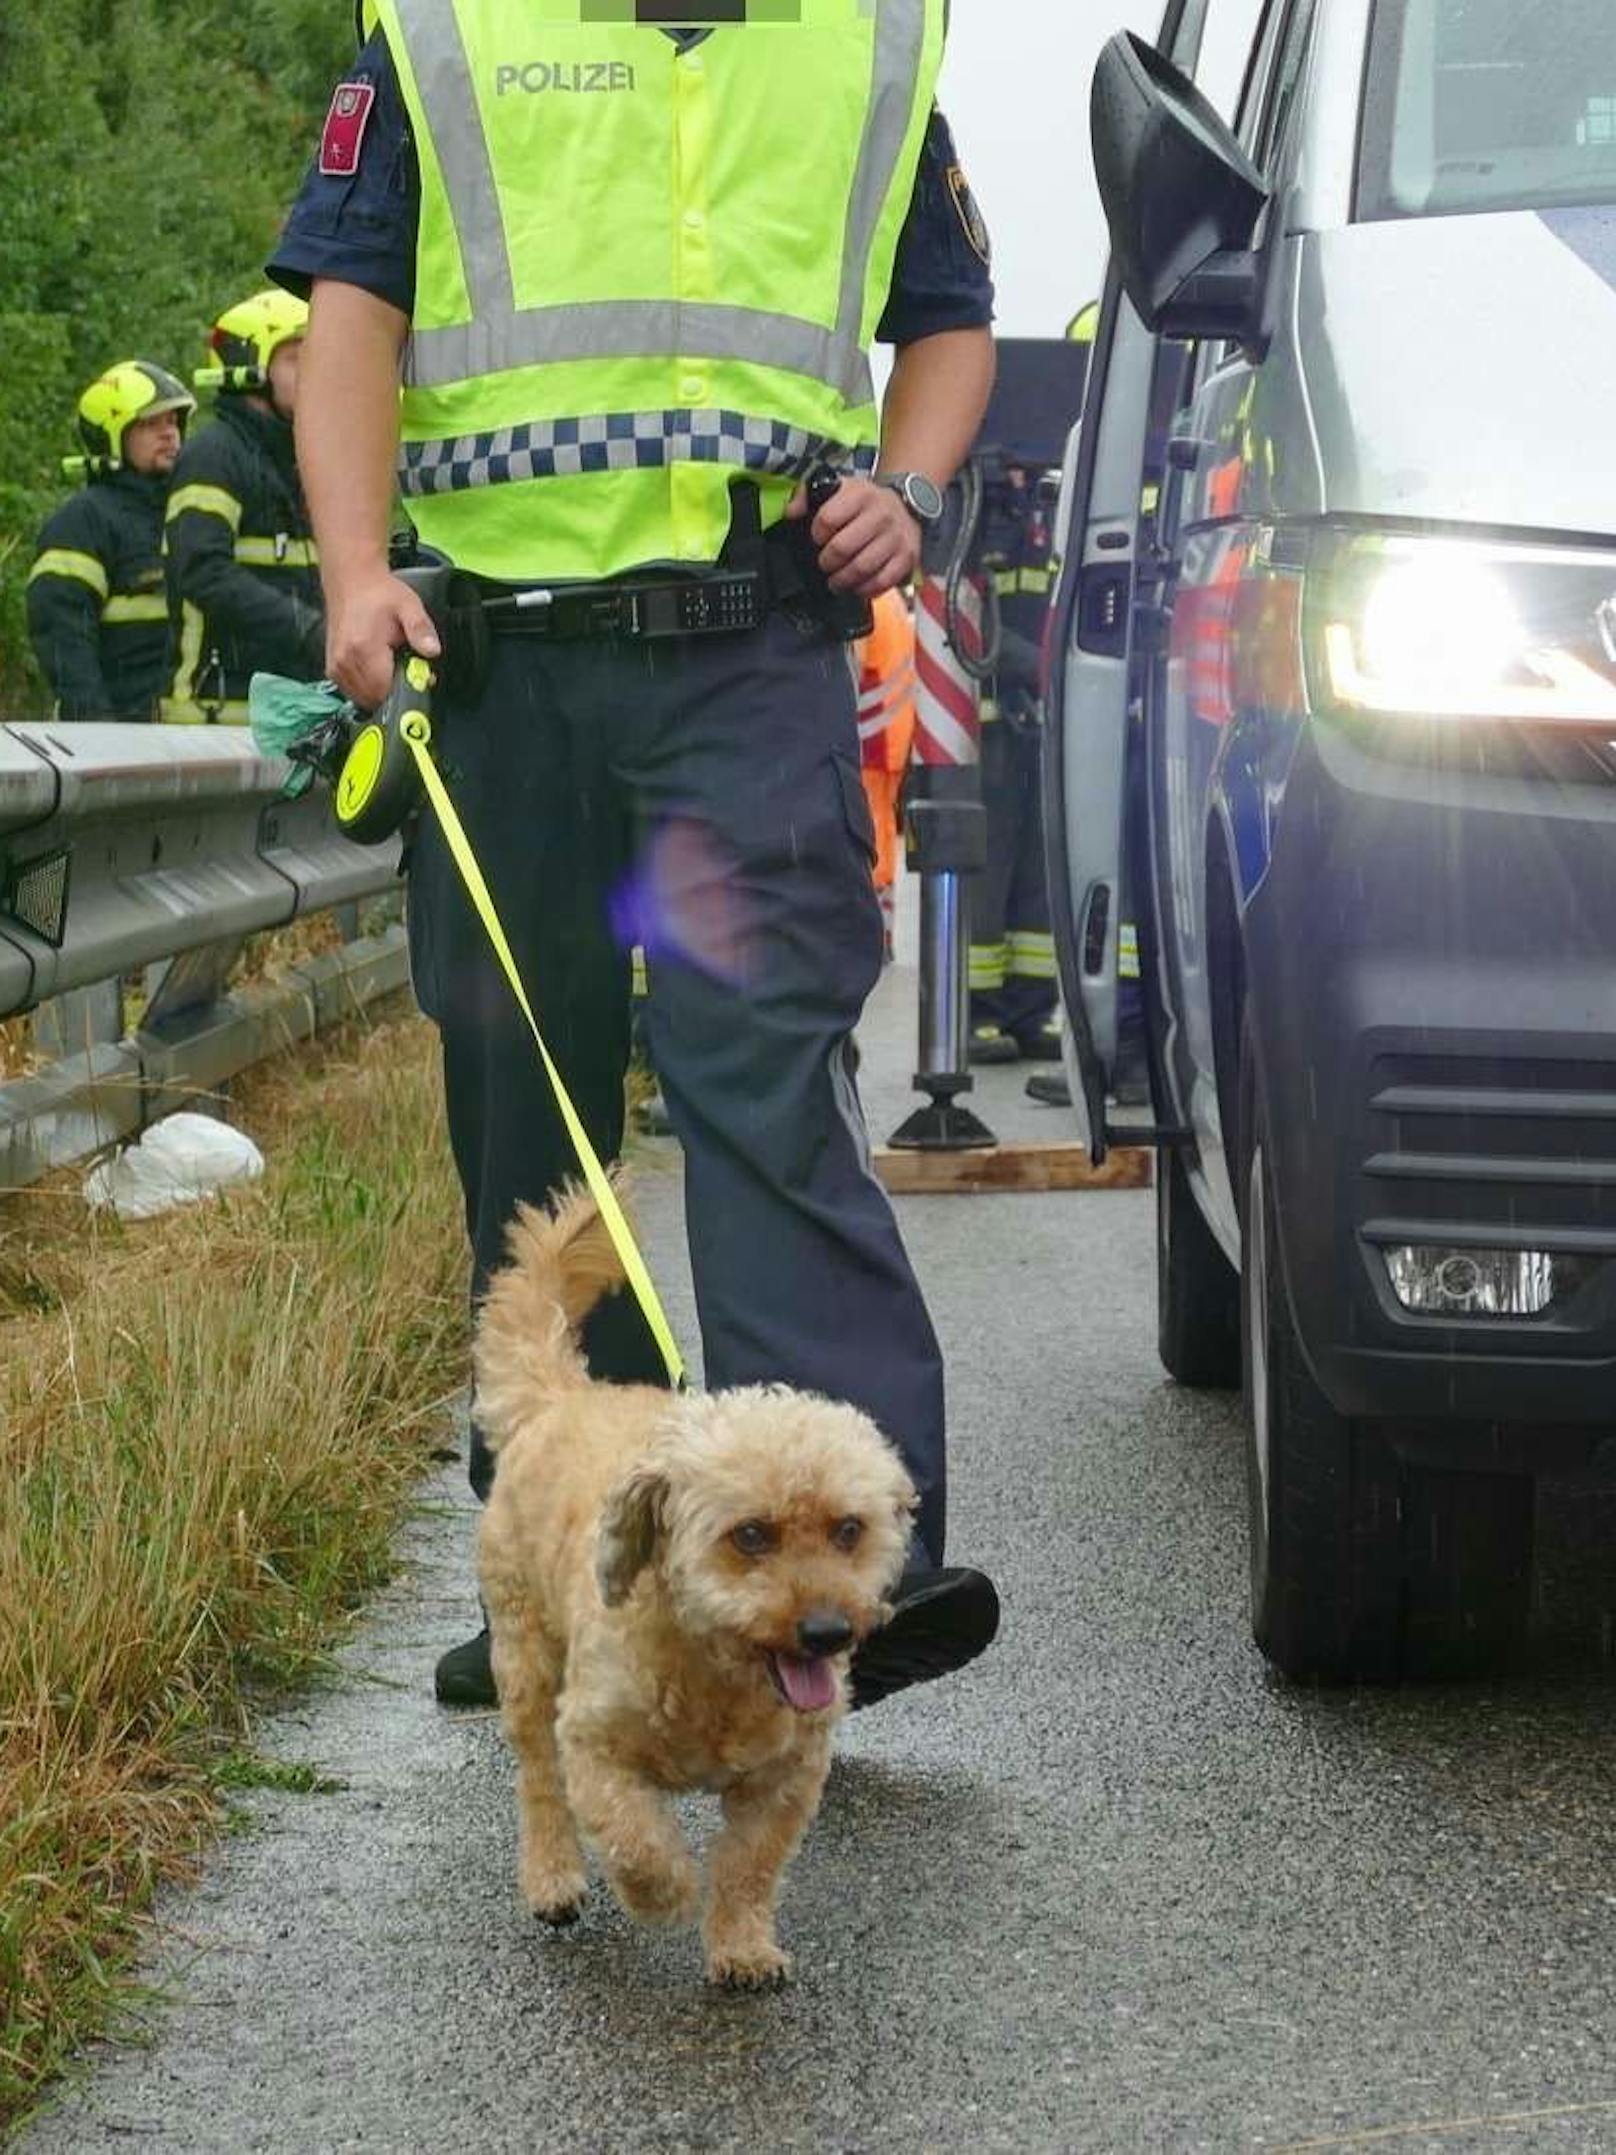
[324,571,442,710]
[787,477,921,597]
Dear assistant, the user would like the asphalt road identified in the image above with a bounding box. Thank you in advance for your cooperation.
[26,952,1616,2154]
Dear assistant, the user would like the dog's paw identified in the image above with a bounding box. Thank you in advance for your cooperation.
[706,1942,793,1992]
[521,1849,589,1925]
[609,1856,700,1928]
[528,1886,588,1927]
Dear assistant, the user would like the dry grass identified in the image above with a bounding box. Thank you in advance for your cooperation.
[0,1017,34,1083]
[0,1014,469,2131]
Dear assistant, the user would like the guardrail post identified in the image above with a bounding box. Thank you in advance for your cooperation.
[143,940,248,1032]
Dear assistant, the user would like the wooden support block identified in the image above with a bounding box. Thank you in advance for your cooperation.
[873,1142,1153,1195]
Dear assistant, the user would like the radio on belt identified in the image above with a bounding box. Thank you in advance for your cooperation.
[490,570,765,640]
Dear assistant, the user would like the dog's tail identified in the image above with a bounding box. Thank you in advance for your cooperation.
[472,1180,630,1448]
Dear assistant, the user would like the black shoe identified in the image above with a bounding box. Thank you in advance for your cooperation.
[968,1025,1021,1067]
[435,1626,497,1708]
[849,1567,1000,1710]
[1025,1070,1072,1107]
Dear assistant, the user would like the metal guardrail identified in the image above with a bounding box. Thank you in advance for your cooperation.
[0,724,411,1192]
[0,722,402,1019]
[0,925,414,1192]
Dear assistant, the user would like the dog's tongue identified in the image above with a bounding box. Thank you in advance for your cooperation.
[772,1652,838,1713]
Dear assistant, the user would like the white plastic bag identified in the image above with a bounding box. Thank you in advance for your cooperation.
[84,1112,265,1220]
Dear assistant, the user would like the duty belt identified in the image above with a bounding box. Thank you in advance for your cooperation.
[475,470,869,645]
[482,568,766,643]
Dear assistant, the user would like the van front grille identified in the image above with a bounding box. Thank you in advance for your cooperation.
[1361,1052,1616,1247]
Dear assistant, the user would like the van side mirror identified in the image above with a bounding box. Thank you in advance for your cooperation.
[1090,31,1270,350]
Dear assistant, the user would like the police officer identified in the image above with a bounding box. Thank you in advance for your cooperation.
[164,291,324,724]
[27,362,194,721]
[271,3,1000,1713]
[967,459,1062,1066]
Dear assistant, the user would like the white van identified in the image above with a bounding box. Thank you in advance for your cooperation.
[1049,0,1616,1679]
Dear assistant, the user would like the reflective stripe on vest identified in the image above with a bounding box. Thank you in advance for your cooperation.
[857,661,916,738]
[400,409,869,497]
[372,0,943,579]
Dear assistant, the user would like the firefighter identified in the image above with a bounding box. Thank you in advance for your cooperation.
[966,460,1062,1065]
[163,291,324,724]
[271,7,1002,1712]
[27,362,194,721]
[856,588,919,961]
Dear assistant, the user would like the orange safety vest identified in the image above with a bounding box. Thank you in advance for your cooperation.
[855,588,917,892]
[856,589,917,774]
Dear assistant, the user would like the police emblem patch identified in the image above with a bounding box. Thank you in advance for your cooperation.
[319,80,376,178]
[947,165,991,267]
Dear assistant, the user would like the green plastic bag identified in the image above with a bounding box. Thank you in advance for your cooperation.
[248,673,355,797]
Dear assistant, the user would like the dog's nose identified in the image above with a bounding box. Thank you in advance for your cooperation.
[797,1610,855,1656]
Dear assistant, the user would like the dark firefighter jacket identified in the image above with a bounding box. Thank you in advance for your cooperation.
[26,469,171,720]
[163,398,323,723]
[980,473,1057,722]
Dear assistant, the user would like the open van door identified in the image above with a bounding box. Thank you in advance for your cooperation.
[1045,0,1236,1162]
[1043,261,1154,1163]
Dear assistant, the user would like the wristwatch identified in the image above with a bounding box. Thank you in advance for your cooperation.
[875,470,946,527]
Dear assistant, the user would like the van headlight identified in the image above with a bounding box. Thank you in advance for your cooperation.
[1305,531,1616,724]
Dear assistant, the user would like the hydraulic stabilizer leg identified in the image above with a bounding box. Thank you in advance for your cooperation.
[888,482,996,1152]
[889,766,995,1150]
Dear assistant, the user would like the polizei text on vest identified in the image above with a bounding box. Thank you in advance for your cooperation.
[495,62,637,95]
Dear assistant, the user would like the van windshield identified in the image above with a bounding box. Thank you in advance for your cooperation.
[1358,0,1616,219]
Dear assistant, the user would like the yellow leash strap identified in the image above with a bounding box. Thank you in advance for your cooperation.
[401,714,687,1391]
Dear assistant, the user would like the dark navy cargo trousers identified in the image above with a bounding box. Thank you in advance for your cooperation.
[406,607,947,1563]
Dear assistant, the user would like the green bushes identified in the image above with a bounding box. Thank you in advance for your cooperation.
[0,0,352,708]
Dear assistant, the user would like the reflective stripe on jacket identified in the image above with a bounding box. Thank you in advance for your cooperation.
[368,0,945,580]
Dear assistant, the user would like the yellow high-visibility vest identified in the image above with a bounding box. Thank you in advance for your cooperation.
[366,0,944,580]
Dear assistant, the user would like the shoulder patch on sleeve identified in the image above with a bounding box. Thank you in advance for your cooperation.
[946,165,991,267]
[320,80,377,178]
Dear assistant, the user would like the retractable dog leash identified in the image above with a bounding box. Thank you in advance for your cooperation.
[270,598,688,1392]
[396,704,688,1390]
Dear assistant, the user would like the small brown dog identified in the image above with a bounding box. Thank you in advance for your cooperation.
[473,1183,916,1988]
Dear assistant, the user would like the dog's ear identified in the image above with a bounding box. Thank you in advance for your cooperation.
[891,1459,920,1524]
[596,1463,669,1606]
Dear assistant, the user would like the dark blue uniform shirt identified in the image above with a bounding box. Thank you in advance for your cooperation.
[269,29,994,345]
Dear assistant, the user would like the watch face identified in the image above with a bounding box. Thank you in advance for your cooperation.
[904,474,945,522]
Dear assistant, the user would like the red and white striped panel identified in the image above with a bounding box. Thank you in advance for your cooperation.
[912,573,984,769]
